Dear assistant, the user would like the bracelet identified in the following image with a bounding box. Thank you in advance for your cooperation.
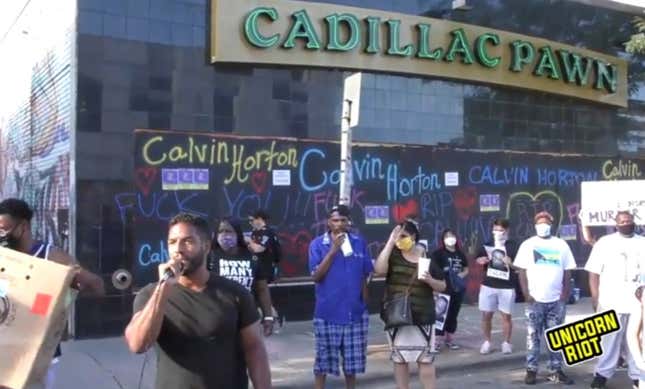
[262,316,274,322]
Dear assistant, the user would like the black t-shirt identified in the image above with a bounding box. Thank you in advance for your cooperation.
[251,226,281,264]
[431,247,468,293]
[250,226,281,281]
[208,247,264,291]
[133,276,259,389]
[477,240,518,289]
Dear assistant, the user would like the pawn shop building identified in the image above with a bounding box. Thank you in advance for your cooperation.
[0,0,643,337]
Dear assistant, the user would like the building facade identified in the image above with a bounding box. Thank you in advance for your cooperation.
[1,0,644,338]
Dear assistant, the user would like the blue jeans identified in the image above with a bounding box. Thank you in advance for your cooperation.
[525,300,566,372]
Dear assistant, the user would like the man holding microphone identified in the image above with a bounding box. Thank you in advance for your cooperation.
[124,213,271,389]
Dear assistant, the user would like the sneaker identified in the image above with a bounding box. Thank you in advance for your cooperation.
[632,379,639,389]
[445,341,460,350]
[501,341,512,354]
[548,370,574,385]
[590,374,607,388]
[480,340,491,354]
[524,370,537,385]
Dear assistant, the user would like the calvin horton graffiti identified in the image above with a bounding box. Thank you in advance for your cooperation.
[125,129,644,302]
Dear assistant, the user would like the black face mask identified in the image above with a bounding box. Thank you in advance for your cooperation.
[617,223,636,236]
[0,233,20,250]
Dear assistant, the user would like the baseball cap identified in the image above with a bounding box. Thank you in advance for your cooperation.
[328,204,351,218]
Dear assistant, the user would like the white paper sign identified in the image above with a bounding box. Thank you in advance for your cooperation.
[485,245,510,280]
[445,172,459,187]
[581,180,645,226]
[272,170,291,186]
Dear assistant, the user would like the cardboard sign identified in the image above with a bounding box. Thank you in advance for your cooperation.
[581,180,645,226]
[0,247,76,389]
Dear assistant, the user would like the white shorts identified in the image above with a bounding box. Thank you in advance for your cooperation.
[478,285,515,314]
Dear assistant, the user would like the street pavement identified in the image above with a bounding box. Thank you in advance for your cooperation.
[53,298,633,388]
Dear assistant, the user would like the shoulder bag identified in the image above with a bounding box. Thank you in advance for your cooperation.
[380,271,418,330]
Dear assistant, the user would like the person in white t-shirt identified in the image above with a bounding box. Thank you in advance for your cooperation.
[515,211,576,386]
[586,211,645,389]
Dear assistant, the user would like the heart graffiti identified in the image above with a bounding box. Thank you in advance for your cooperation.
[392,199,420,224]
[453,186,478,220]
[250,171,268,194]
[134,167,158,196]
[277,229,313,276]
[505,190,564,239]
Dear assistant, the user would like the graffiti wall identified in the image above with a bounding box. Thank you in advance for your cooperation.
[0,1,74,249]
[128,129,644,300]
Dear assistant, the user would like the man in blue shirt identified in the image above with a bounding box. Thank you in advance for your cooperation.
[309,204,373,389]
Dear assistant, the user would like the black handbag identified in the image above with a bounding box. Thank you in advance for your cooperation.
[380,272,417,330]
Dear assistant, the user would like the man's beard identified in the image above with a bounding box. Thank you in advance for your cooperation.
[181,251,206,276]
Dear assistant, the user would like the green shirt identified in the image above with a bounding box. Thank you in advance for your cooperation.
[385,248,445,325]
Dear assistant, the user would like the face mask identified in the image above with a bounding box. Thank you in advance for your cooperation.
[0,226,21,250]
[617,223,636,237]
[396,236,415,252]
[444,237,457,247]
[0,234,20,250]
[217,234,237,250]
[492,230,507,242]
[535,223,551,238]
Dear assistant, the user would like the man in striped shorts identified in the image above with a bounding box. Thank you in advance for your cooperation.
[308,205,373,389]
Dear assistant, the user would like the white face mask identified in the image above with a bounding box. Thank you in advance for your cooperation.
[492,230,507,242]
[535,223,551,238]
[444,237,457,247]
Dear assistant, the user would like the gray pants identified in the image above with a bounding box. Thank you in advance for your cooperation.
[594,313,640,380]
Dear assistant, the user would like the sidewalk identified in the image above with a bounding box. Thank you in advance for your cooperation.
[54,298,594,389]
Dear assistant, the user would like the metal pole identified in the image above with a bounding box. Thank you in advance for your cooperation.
[339,98,352,206]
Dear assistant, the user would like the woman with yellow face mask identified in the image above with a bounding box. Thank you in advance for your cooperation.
[374,220,447,389]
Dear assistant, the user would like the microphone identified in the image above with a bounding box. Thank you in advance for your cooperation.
[160,262,184,283]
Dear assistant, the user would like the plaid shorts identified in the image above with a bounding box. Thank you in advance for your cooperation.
[313,312,369,376]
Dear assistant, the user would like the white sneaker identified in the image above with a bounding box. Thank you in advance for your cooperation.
[480,340,491,354]
[502,341,513,354]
